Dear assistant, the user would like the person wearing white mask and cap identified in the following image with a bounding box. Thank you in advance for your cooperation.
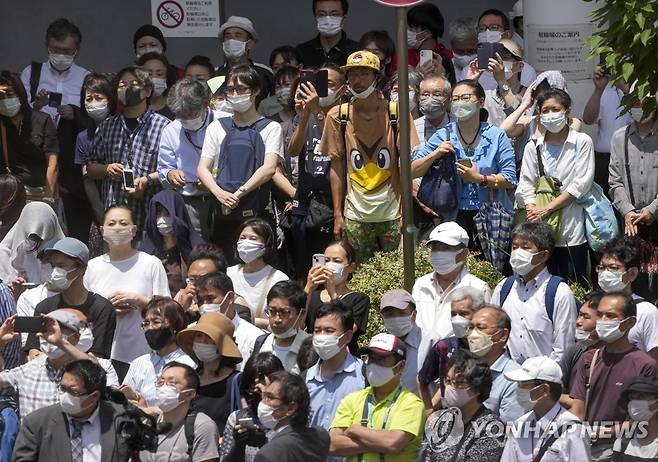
[613,376,658,460]
[412,221,491,365]
[492,222,577,364]
[215,15,273,106]
[501,356,590,462]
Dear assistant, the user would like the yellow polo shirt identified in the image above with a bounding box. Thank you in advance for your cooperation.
[330,385,426,462]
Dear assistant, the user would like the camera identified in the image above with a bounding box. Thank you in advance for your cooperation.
[106,387,160,460]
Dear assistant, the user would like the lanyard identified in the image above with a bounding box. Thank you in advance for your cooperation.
[183,111,213,152]
[365,386,402,462]
[531,407,562,456]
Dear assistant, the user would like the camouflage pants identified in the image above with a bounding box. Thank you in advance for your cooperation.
[344,218,400,264]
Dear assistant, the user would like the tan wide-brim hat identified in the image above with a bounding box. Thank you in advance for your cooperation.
[177,313,242,362]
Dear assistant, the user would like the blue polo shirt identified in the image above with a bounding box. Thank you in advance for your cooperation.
[484,350,525,424]
[306,351,365,430]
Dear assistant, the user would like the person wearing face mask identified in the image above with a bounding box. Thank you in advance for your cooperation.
[570,293,656,460]
[12,359,128,462]
[195,273,264,370]
[304,240,369,354]
[359,30,396,96]
[423,349,505,462]
[141,190,205,295]
[87,67,170,234]
[609,94,658,300]
[0,71,59,205]
[216,16,273,107]
[251,370,329,462]
[258,65,300,122]
[252,281,310,374]
[286,65,346,279]
[412,222,492,365]
[379,289,422,394]
[305,301,364,437]
[330,333,425,461]
[296,0,357,68]
[137,52,175,120]
[390,70,423,120]
[139,362,220,462]
[502,356,590,462]
[226,219,289,328]
[597,237,658,363]
[269,46,302,76]
[120,297,195,410]
[613,376,658,461]
[516,88,595,285]
[448,17,479,81]
[0,309,118,417]
[320,51,420,263]
[492,222,577,363]
[84,206,170,381]
[25,238,116,360]
[133,24,185,88]
[177,312,242,435]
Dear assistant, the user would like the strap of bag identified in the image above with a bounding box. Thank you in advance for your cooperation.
[29,61,42,103]
[255,267,277,319]
[356,396,370,462]
[1,123,10,174]
[228,372,242,413]
[184,411,197,458]
[534,140,547,178]
[544,276,564,324]
[388,101,399,147]
[584,348,601,419]
[623,125,636,206]
[531,421,580,462]
[499,276,516,307]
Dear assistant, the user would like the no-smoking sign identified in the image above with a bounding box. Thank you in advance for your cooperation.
[156,0,184,29]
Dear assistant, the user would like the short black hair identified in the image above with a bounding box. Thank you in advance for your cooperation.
[162,361,201,391]
[478,9,510,31]
[136,52,170,68]
[312,0,349,16]
[408,4,445,39]
[537,88,572,112]
[600,292,637,318]
[599,236,641,270]
[46,18,82,45]
[240,352,284,399]
[269,371,311,428]
[141,296,188,333]
[63,360,107,397]
[512,222,556,254]
[189,244,228,274]
[269,46,302,68]
[228,65,261,94]
[236,218,276,262]
[267,280,306,314]
[196,272,234,295]
[584,290,605,310]
[81,72,117,118]
[315,299,353,332]
[103,204,134,224]
[358,30,396,62]
[297,336,319,372]
[185,55,215,78]
[448,349,492,403]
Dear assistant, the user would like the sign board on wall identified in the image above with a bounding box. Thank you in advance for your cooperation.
[151,0,220,37]
[525,23,596,81]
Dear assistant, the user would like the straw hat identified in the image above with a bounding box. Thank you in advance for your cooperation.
[177,313,242,362]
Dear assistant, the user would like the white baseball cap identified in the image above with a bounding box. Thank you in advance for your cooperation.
[504,356,563,384]
[427,222,469,247]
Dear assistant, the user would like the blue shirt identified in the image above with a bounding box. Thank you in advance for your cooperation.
[157,109,229,196]
[306,352,365,430]
[414,122,517,210]
[484,351,525,424]
[0,282,20,369]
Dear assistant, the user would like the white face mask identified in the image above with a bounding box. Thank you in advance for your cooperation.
[198,293,231,316]
[227,94,252,113]
[391,92,416,111]
[383,315,414,337]
[102,228,134,247]
[598,270,628,293]
[366,362,396,387]
[193,341,221,362]
[628,399,658,422]
[272,309,302,339]
[136,46,164,59]
[516,385,543,411]
[451,315,471,338]
[275,87,291,106]
[443,385,473,408]
[467,328,495,357]
[156,216,174,236]
[60,391,90,415]
[151,77,168,97]
[325,261,347,284]
[478,30,503,43]
[596,319,626,343]
[180,112,206,131]
[49,266,76,291]
[630,108,651,124]
[237,239,266,263]
[215,99,234,114]
[350,82,376,100]
[540,111,567,133]
[313,333,345,360]
[155,384,183,413]
[574,328,591,342]
[319,88,340,107]
[430,250,462,275]
[40,337,66,360]
[85,102,109,122]
[257,401,279,429]
[49,53,75,71]
[509,248,541,276]
[317,16,343,37]
[223,39,247,60]
[77,327,94,353]
[453,54,476,69]
[0,97,22,117]
[503,60,515,80]
[407,30,421,49]
[452,100,479,121]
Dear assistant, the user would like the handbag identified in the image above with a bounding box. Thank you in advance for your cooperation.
[575,182,619,251]
[533,141,562,233]
[304,195,333,229]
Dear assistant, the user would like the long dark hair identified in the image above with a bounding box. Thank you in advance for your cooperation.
[454,79,488,122]
[0,174,26,238]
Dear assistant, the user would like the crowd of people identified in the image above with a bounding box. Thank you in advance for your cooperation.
[0,1,657,461]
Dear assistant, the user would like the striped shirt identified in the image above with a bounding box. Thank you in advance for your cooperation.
[88,109,170,231]
[0,282,20,369]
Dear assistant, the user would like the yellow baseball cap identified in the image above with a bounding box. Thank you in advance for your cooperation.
[342,50,380,72]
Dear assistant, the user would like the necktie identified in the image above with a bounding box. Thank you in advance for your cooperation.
[70,420,87,462]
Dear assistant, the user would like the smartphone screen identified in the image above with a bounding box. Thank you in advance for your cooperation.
[457,158,473,168]
[122,168,135,189]
[48,92,62,108]
[313,69,329,97]
[14,316,46,333]
[312,254,326,267]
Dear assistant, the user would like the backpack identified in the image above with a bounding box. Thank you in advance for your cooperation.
[417,126,457,214]
[0,398,20,462]
[214,116,272,218]
[499,275,579,323]
[338,101,399,146]
[184,411,197,459]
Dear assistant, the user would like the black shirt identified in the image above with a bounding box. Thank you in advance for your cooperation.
[306,290,370,354]
[295,32,358,68]
[27,292,116,358]
[191,370,239,435]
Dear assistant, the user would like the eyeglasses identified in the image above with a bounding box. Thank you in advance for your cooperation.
[478,24,504,32]
[58,385,89,398]
[451,94,477,103]
[225,86,252,96]
[444,377,469,388]
[49,46,77,56]
[596,265,625,273]
[265,306,295,319]
[141,319,163,330]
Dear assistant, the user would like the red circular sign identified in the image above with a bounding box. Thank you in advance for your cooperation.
[156,0,184,29]
[373,0,424,6]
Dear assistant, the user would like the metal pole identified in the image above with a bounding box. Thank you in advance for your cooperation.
[395,6,415,292]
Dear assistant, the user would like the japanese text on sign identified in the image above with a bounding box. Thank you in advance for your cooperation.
[151,0,219,38]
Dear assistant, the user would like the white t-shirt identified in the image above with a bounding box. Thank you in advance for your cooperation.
[593,85,633,153]
[16,284,57,346]
[200,117,284,162]
[232,315,265,370]
[83,252,170,363]
[630,294,658,354]
[227,264,288,320]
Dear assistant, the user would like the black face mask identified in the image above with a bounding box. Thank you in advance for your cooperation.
[144,327,174,351]
[124,87,144,107]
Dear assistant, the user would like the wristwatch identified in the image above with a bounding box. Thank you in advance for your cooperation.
[498,83,511,93]
[237,186,247,195]
[315,111,325,121]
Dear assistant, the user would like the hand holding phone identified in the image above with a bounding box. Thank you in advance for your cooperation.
[477,43,506,70]
[48,92,62,108]
[419,50,433,67]
[312,254,326,267]
[457,158,473,168]
[122,168,135,190]
[14,316,46,333]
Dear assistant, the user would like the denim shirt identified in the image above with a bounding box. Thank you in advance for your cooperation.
[414,121,517,211]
